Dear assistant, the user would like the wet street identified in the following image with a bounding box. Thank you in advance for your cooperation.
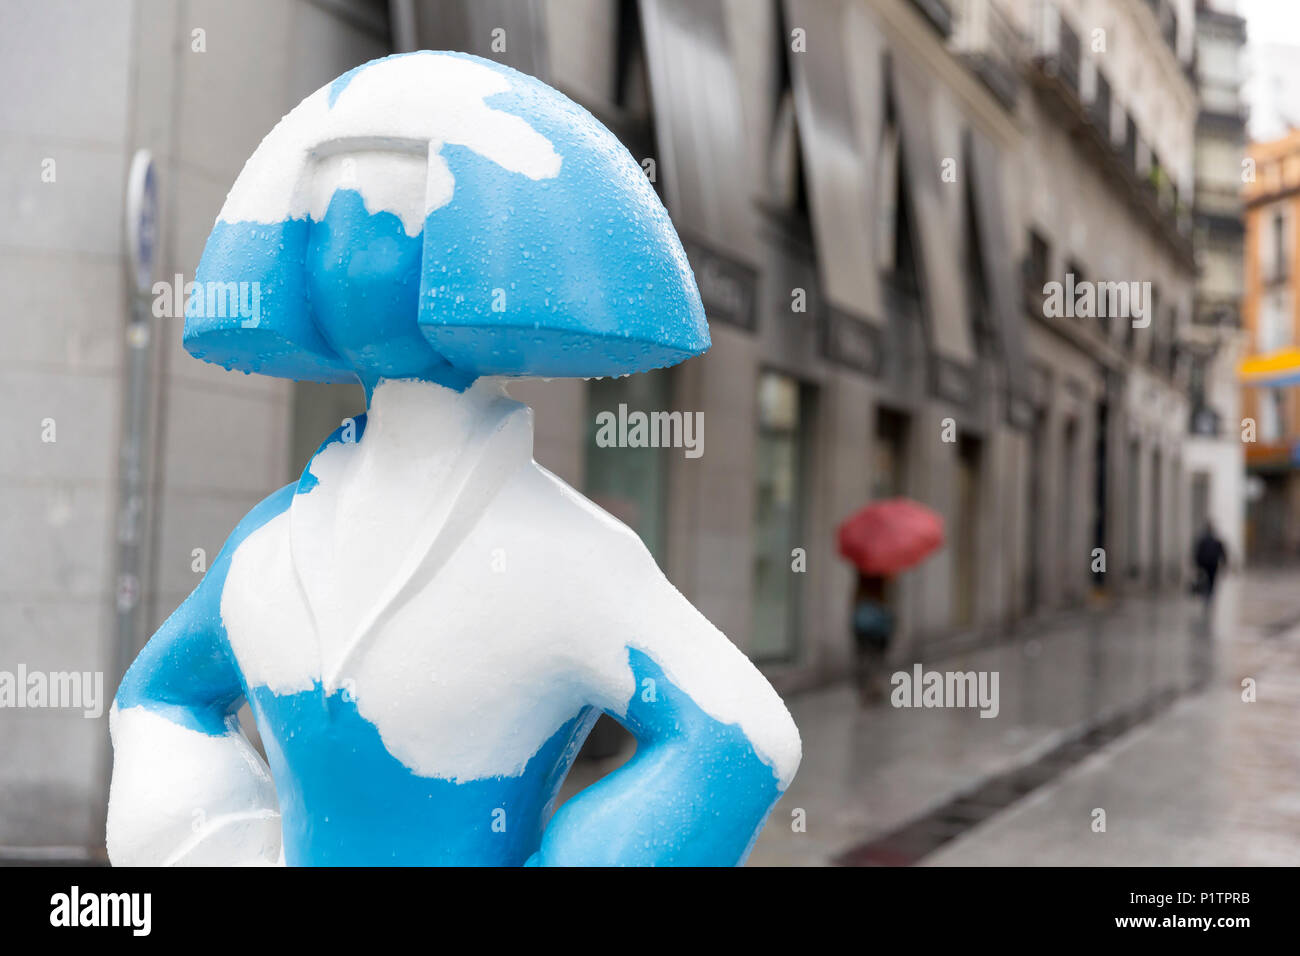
[750,568,1300,866]
[562,568,1300,866]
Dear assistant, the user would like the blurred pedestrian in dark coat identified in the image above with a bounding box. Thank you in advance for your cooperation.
[1193,521,1228,603]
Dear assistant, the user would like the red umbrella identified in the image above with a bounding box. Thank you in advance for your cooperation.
[837,498,944,575]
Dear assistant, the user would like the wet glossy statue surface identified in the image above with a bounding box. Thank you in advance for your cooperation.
[107,52,800,867]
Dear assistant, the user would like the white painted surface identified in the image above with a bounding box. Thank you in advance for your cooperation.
[221,378,801,787]
[106,705,281,866]
[218,53,562,236]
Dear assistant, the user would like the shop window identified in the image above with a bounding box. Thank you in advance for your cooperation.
[584,369,672,563]
[752,371,813,662]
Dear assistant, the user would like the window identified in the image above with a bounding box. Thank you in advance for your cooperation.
[874,407,910,499]
[1068,258,1104,335]
[585,370,672,563]
[1258,387,1285,443]
[1189,354,1207,406]
[1191,472,1211,534]
[1148,304,1176,375]
[1258,289,1293,352]
[1267,209,1289,284]
[752,371,811,662]
[1129,283,1156,352]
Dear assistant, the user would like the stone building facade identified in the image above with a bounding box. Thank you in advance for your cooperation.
[1,0,1235,856]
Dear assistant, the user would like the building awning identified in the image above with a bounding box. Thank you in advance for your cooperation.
[639,0,760,263]
[890,54,976,367]
[401,0,549,76]
[1239,347,1300,387]
[967,127,1030,400]
[784,0,885,326]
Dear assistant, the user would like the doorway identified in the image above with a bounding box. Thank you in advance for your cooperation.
[1092,400,1108,589]
[752,371,814,663]
[954,434,982,628]
[1191,471,1210,534]
[874,407,911,499]
[1061,418,1078,601]
[1150,449,1163,587]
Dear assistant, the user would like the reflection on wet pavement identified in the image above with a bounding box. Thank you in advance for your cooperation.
[743,579,1239,866]
[557,571,1300,866]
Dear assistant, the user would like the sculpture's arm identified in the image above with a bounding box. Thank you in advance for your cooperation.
[530,533,802,866]
[107,485,295,866]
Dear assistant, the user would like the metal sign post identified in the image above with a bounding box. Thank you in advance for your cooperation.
[114,150,159,687]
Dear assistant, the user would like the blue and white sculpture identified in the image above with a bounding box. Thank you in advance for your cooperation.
[107,52,801,866]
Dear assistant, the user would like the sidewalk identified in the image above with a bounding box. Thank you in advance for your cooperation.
[923,574,1300,865]
[749,590,1212,865]
[560,569,1299,865]
[752,569,1300,865]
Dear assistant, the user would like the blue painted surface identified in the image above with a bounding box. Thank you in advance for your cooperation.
[307,190,479,393]
[297,411,367,495]
[184,51,709,386]
[530,649,782,866]
[117,449,783,865]
[115,54,788,866]
[184,218,355,384]
[249,686,597,866]
[114,483,297,735]
[413,59,709,377]
[121,584,781,866]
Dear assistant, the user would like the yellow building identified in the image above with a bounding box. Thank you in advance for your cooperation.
[1242,130,1300,558]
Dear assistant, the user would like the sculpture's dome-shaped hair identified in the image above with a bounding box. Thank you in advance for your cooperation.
[184,51,709,383]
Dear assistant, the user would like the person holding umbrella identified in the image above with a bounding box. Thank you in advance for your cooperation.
[837,498,944,706]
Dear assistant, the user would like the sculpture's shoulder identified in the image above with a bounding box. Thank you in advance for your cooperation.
[212,483,307,680]
[218,483,299,564]
[498,460,650,557]
[218,413,365,581]
[204,482,300,612]
[112,482,299,726]
[435,458,658,633]
[156,481,298,622]
[467,460,674,640]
